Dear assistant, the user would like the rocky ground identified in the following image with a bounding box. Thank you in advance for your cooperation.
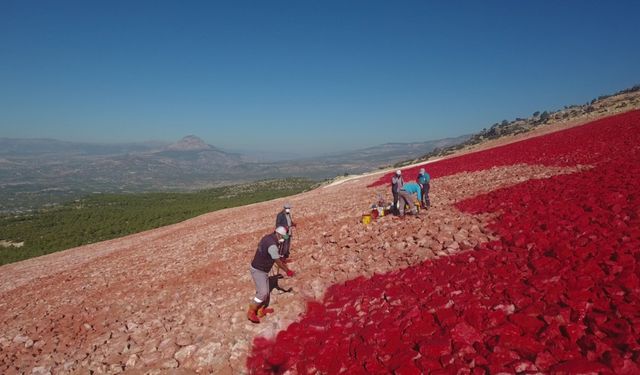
[0,111,634,374]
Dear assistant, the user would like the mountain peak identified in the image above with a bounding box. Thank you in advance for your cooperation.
[166,135,212,151]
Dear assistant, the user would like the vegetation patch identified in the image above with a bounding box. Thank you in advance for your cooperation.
[0,178,317,265]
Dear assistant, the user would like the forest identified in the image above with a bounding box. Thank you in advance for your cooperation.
[0,178,317,265]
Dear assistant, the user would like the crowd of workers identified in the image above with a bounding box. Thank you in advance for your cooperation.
[247,167,431,323]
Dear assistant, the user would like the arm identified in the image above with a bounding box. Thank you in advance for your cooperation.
[268,244,294,276]
[274,258,293,275]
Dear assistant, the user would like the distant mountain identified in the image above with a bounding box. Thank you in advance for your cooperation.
[0,134,470,212]
[258,135,471,180]
[166,135,212,151]
[229,149,304,163]
[0,138,164,157]
[307,135,472,167]
[153,135,243,166]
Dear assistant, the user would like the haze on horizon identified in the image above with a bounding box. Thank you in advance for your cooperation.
[1,1,639,156]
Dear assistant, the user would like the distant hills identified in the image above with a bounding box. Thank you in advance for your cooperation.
[0,138,163,157]
[400,84,640,166]
[0,134,468,212]
[5,83,637,214]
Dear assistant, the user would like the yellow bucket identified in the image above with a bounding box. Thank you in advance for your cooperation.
[361,214,372,225]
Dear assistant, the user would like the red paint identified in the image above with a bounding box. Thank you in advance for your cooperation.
[247,110,640,373]
[369,110,640,186]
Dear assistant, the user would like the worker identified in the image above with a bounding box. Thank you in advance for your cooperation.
[399,182,420,216]
[417,168,431,208]
[248,226,295,323]
[391,170,404,214]
[275,203,296,260]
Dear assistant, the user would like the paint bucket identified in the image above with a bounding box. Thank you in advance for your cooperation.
[361,214,372,225]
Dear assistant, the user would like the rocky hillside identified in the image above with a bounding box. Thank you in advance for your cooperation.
[400,85,640,165]
[250,109,639,374]
[0,110,638,374]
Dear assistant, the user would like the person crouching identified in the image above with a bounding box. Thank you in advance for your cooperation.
[398,182,420,216]
[247,226,295,323]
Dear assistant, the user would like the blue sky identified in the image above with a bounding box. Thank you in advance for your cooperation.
[1,1,639,156]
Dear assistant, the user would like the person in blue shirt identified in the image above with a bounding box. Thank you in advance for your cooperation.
[417,168,431,208]
[401,182,422,201]
[398,182,421,215]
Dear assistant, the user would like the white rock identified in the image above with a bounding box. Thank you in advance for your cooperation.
[229,339,248,361]
[161,359,179,368]
[174,344,197,363]
[230,311,245,325]
[494,304,515,314]
[13,334,30,344]
[310,279,325,299]
[109,364,124,373]
[31,367,51,375]
[194,342,223,367]
[62,361,75,371]
[125,354,139,368]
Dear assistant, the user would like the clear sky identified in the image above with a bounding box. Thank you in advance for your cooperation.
[1,1,639,156]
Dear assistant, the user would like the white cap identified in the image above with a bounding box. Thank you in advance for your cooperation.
[396,169,402,175]
[275,226,287,236]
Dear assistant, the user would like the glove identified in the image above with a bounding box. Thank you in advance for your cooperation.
[286,270,295,277]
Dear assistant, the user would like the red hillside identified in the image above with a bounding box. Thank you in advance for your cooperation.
[369,110,640,186]
[247,110,640,373]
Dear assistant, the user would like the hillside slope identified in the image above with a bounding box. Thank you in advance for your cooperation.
[1,110,639,374]
[249,110,640,374]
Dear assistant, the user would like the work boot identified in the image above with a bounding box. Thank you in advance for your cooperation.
[247,306,260,323]
[257,307,274,318]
